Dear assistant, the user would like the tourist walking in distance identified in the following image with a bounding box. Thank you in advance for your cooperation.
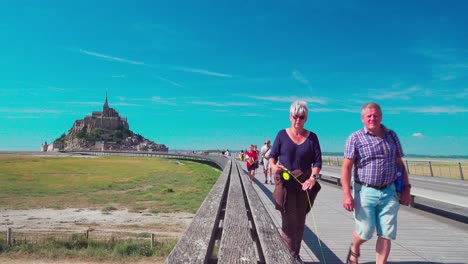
[239,150,245,161]
[269,100,322,264]
[245,144,258,183]
[253,144,260,174]
[341,102,412,264]
[260,139,272,184]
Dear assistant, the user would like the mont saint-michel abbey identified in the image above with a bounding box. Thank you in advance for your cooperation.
[42,94,168,152]
[72,95,129,136]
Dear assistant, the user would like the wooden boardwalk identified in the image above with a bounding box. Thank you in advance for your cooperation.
[245,162,468,264]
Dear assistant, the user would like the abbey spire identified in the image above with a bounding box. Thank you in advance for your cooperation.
[103,91,109,112]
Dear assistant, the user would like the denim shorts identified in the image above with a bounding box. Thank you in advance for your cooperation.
[353,183,400,240]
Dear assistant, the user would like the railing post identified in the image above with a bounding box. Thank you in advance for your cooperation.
[428,161,434,177]
[405,160,410,174]
[7,227,12,246]
[459,162,465,180]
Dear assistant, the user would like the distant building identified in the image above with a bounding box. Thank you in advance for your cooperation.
[42,93,168,152]
[41,141,48,152]
[47,141,64,152]
[69,93,129,139]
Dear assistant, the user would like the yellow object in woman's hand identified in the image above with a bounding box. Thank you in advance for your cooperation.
[282,171,290,181]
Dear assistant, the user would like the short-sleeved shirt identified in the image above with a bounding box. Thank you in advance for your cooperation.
[270,129,322,190]
[344,125,404,186]
[260,144,271,159]
[245,151,257,167]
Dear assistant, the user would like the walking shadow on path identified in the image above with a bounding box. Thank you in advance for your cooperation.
[256,181,342,264]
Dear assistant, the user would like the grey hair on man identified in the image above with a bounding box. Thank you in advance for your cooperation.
[361,102,382,116]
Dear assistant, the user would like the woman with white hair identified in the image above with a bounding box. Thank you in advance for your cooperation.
[269,100,322,264]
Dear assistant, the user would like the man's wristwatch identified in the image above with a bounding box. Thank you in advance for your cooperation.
[312,174,319,180]
[404,184,412,189]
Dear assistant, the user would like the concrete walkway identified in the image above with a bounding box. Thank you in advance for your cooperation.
[246,166,468,264]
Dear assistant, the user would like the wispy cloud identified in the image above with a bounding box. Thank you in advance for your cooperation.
[133,22,178,36]
[79,49,232,79]
[412,132,425,138]
[455,89,468,99]
[0,108,62,114]
[441,75,455,81]
[414,47,467,81]
[111,102,143,107]
[63,101,103,106]
[248,95,327,105]
[415,47,459,61]
[292,69,310,86]
[309,107,358,113]
[371,85,421,100]
[112,74,126,78]
[444,63,468,69]
[127,96,177,106]
[405,106,468,114]
[155,75,183,87]
[239,113,266,117]
[80,49,146,66]
[64,98,142,107]
[192,101,253,107]
[171,67,232,78]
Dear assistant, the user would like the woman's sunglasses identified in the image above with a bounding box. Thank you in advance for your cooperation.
[292,115,306,120]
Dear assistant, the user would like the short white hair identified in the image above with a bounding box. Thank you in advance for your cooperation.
[361,102,382,116]
[289,100,308,117]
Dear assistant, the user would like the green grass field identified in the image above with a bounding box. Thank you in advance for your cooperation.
[0,155,221,213]
[0,155,222,262]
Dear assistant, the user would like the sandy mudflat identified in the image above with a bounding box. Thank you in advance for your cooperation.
[1,208,193,263]
[1,208,193,234]
[0,258,166,264]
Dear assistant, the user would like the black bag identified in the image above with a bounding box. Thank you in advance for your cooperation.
[273,173,286,211]
[273,169,321,212]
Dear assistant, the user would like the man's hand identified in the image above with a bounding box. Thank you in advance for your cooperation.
[343,193,354,211]
[399,187,412,206]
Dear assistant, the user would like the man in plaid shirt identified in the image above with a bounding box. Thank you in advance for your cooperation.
[341,102,411,264]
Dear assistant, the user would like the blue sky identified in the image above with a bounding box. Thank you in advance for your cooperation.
[1,0,467,155]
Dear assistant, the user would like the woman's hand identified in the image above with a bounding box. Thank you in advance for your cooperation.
[272,164,284,175]
[302,178,316,190]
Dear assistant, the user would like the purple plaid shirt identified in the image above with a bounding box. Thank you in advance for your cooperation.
[344,125,404,186]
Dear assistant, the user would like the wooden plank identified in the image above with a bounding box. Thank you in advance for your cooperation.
[239,160,295,263]
[166,160,231,264]
[217,160,257,263]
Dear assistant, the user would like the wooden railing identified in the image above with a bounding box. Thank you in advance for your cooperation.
[61,150,227,170]
[166,158,293,264]
[319,167,468,209]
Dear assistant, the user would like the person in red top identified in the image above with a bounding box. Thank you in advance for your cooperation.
[245,144,258,183]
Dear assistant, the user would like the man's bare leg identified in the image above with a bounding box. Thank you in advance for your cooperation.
[375,236,391,264]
